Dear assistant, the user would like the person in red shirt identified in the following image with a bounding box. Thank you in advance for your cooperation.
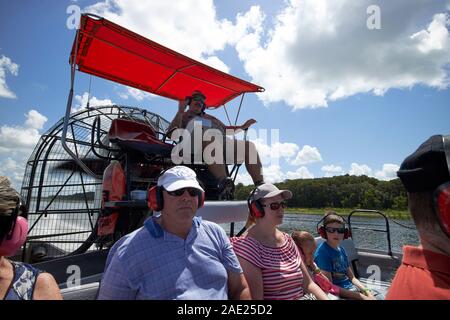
[386,134,450,300]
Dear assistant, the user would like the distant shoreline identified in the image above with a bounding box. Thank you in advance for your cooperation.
[285,207,411,220]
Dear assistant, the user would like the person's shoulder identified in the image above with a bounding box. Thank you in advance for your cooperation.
[200,218,219,228]
[111,226,149,256]
[316,240,328,251]
[282,231,294,242]
[230,236,259,249]
[11,260,42,276]
[203,112,219,120]
[336,244,348,255]
[200,219,226,236]
[33,272,62,300]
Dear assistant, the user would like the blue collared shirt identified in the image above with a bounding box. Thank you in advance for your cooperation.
[314,241,353,289]
[98,216,242,300]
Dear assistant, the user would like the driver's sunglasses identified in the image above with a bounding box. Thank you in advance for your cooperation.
[165,188,199,197]
[262,201,287,210]
[192,95,205,102]
[325,226,346,234]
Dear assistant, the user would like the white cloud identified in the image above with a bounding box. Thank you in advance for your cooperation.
[201,56,230,74]
[411,13,449,55]
[253,138,299,165]
[375,163,400,181]
[290,145,322,166]
[233,161,399,186]
[264,165,314,183]
[0,110,48,188]
[263,165,286,184]
[235,171,253,186]
[79,1,450,110]
[270,142,299,160]
[236,164,313,186]
[0,110,47,154]
[73,92,114,112]
[0,157,26,189]
[25,110,48,130]
[118,87,155,101]
[347,162,400,180]
[322,164,343,177]
[0,55,19,99]
[349,163,373,176]
[84,0,260,73]
[235,1,450,109]
[285,166,314,180]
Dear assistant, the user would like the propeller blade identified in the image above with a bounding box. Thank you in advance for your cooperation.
[51,158,108,176]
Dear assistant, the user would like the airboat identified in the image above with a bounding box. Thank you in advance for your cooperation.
[17,14,402,299]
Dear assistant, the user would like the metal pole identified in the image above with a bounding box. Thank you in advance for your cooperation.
[60,28,101,179]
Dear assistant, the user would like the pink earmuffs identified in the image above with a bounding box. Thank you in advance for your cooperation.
[0,216,28,257]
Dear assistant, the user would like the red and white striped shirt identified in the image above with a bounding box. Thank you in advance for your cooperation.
[231,233,304,300]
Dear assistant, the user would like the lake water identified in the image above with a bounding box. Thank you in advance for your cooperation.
[28,197,419,255]
[221,213,420,254]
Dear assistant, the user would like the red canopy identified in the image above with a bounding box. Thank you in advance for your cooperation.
[70,14,264,108]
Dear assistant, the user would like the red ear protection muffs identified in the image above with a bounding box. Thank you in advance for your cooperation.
[197,189,205,208]
[0,201,29,257]
[148,185,164,212]
[434,182,450,236]
[433,134,450,237]
[317,224,328,239]
[247,188,265,218]
[316,213,351,240]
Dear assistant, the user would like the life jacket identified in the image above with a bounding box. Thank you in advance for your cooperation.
[98,160,126,236]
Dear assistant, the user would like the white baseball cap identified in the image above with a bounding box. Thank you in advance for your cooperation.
[250,183,292,202]
[157,166,204,192]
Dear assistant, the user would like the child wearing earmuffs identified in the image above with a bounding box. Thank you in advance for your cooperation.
[313,212,376,299]
[292,230,374,300]
[0,176,61,300]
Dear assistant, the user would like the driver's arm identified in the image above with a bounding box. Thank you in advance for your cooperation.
[167,100,188,136]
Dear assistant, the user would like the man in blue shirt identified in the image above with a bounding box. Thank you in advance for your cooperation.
[98,166,251,300]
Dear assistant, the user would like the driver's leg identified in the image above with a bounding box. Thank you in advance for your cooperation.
[228,139,264,185]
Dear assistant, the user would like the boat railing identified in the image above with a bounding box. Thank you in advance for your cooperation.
[348,209,393,257]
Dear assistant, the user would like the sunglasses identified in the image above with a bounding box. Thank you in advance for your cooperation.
[165,188,199,197]
[262,201,287,210]
[192,95,205,102]
[325,226,346,234]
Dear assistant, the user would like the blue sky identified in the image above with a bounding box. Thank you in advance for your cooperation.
[0,0,449,188]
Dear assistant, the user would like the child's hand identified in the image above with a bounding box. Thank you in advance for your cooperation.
[361,289,376,300]
[360,292,375,300]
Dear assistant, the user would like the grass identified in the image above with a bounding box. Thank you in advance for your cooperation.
[284,207,411,220]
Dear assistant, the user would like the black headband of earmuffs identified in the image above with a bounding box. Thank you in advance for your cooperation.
[443,134,450,176]
[316,212,347,229]
[0,198,25,242]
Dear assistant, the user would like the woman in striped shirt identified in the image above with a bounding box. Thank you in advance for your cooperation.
[231,183,328,300]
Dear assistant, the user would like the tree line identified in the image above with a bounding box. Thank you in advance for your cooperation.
[234,175,408,210]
